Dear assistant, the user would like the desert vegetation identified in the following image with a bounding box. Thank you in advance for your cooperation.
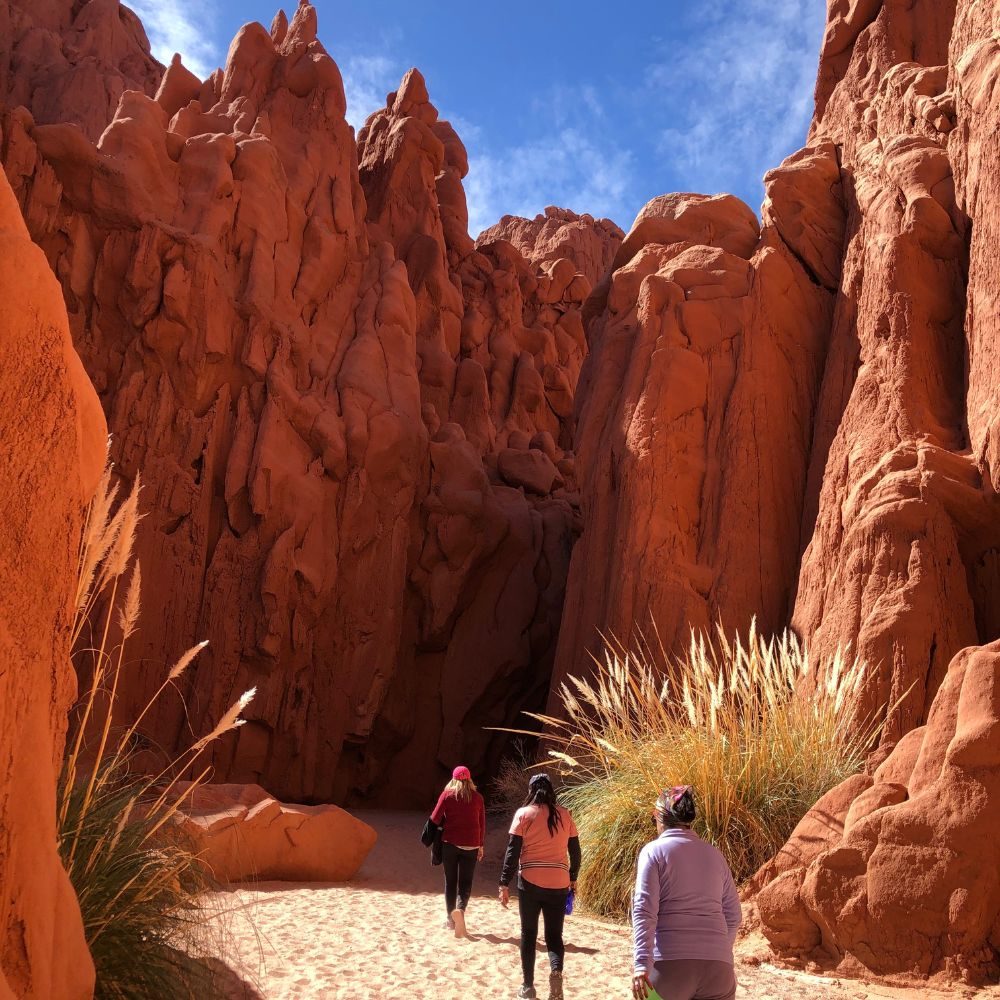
[522,624,876,918]
[59,462,256,999]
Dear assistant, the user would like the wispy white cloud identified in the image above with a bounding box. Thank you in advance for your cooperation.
[128,0,220,80]
[456,77,632,236]
[533,82,606,125]
[340,54,405,130]
[464,128,633,237]
[648,0,824,210]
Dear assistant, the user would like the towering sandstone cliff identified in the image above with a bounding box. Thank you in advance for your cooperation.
[0,0,597,805]
[0,169,101,997]
[544,0,1000,982]
[752,0,1000,981]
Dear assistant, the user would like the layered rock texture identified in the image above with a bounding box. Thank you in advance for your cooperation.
[550,182,842,701]
[0,0,593,806]
[751,0,1000,982]
[0,169,102,997]
[0,0,161,140]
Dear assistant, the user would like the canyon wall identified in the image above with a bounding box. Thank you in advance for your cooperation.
[552,0,986,738]
[550,174,845,700]
[0,169,101,997]
[752,0,1000,983]
[0,0,600,805]
[542,0,1000,982]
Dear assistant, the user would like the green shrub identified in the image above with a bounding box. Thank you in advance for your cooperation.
[528,623,877,919]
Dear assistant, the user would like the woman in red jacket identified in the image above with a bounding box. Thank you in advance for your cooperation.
[430,765,486,937]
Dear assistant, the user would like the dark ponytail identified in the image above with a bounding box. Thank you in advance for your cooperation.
[523,774,562,835]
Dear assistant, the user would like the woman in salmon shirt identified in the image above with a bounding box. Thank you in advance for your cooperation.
[499,774,581,1000]
[430,765,486,937]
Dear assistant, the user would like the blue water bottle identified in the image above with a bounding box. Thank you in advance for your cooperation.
[565,889,575,915]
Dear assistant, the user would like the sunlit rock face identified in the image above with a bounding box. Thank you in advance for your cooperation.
[549,0,1000,982]
[0,2,605,806]
[751,0,1000,983]
[0,165,103,1000]
[551,185,841,704]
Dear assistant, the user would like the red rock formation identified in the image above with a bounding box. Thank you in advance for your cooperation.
[7,0,1000,980]
[477,206,624,287]
[750,0,1000,983]
[0,4,599,806]
[547,0,1000,979]
[551,180,844,696]
[0,0,162,141]
[169,783,377,882]
[0,168,102,998]
[352,66,589,801]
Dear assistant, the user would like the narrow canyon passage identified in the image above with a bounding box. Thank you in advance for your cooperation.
[6,0,1000,993]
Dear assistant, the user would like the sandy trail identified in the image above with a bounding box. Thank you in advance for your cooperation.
[207,811,995,1000]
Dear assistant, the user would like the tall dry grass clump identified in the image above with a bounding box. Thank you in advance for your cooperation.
[525,623,876,919]
[61,460,257,999]
[489,737,543,816]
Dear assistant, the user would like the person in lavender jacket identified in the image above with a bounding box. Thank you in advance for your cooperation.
[631,786,742,1000]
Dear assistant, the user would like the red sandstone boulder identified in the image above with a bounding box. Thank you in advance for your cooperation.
[757,642,1000,982]
[0,165,101,998]
[171,783,377,882]
[477,206,624,287]
[497,447,560,495]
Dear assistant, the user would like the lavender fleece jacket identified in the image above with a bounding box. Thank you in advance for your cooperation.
[632,828,742,973]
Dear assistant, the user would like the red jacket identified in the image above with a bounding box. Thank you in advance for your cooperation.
[431,788,486,847]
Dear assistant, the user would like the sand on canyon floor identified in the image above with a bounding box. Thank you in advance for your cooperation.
[205,811,998,1000]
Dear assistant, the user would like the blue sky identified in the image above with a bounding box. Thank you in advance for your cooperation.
[128,1,827,235]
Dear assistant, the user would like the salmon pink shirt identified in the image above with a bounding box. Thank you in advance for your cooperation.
[509,803,578,889]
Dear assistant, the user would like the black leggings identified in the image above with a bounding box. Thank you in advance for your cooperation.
[518,880,568,986]
[442,843,478,914]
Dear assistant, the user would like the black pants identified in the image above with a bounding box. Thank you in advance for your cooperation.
[441,843,478,915]
[518,879,568,986]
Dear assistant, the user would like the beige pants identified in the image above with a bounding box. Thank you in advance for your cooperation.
[648,959,737,1000]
